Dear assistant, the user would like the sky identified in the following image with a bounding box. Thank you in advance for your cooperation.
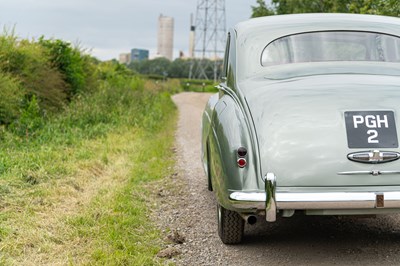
[0,0,259,61]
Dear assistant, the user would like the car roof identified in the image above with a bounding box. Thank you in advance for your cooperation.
[235,13,400,35]
[233,13,400,81]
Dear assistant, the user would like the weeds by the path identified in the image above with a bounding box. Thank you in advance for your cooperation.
[0,78,177,265]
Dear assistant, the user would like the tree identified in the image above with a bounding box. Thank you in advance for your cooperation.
[129,57,171,77]
[251,0,275,17]
[251,0,400,17]
[168,58,191,78]
[127,58,223,79]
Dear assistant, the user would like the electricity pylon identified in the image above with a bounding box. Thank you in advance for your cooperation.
[189,0,226,82]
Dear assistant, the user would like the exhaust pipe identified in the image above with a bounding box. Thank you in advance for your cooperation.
[240,214,258,225]
[247,215,257,225]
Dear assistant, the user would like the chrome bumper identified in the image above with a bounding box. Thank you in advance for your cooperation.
[229,190,400,222]
[229,173,400,222]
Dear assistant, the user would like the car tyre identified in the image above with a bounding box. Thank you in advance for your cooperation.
[217,203,244,244]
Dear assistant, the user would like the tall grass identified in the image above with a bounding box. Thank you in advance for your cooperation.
[0,65,177,179]
[66,95,177,265]
[0,70,179,265]
[0,30,181,264]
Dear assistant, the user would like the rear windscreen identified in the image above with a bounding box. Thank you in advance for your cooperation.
[261,31,400,66]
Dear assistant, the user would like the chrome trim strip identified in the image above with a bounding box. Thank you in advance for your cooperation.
[278,192,374,202]
[338,170,400,176]
[337,171,374,175]
[265,173,277,222]
[380,171,400,175]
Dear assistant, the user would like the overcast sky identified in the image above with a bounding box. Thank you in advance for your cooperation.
[0,0,260,61]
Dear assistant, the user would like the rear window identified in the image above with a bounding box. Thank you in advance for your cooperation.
[261,31,400,66]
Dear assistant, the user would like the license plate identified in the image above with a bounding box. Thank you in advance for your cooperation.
[345,111,398,148]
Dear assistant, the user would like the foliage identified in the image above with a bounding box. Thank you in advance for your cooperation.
[251,0,400,17]
[0,29,181,264]
[0,77,177,264]
[97,58,135,80]
[129,57,171,77]
[251,0,275,17]
[180,78,218,92]
[0,31,130,130]
[0,33,68,112]
[9,95,43,138]
[168,58,191,78]
[38,37,89,98]
[0,72,23,124]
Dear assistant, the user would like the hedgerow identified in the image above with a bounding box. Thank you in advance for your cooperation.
[0,31,161,139]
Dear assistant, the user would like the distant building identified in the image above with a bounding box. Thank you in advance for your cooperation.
[131,48,149,62]
[157,14,174,60]
[119,53,131,64]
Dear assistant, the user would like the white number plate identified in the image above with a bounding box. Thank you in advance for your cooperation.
[345,111,398,148]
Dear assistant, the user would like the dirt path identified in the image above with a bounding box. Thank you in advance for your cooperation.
[160,92,400,265]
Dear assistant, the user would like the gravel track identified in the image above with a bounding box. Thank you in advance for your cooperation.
[157,92,400,266]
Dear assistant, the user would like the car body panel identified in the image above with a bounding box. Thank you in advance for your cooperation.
[243,72,400,187]
[201,13,400,219]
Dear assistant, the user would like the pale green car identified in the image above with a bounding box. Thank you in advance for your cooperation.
[201,13,400,244]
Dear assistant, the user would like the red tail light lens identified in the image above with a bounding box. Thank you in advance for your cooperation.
[237,158,247,168]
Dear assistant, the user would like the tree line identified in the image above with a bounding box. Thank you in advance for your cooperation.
[127,57,223,80]
[252,0,400,17]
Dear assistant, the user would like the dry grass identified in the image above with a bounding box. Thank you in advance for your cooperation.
[0,131,131,264]
[0,113,176,265]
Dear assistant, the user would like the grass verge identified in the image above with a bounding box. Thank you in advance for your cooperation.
[69,119,177,265]
[0,83,177,265]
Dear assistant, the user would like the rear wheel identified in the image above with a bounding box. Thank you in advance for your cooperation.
[217,204,244,244]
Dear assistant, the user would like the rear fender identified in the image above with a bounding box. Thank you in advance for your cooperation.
[201,93,218,183]
[209,95,260,210]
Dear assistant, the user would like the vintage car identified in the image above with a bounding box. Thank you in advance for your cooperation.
[201,13,400,244]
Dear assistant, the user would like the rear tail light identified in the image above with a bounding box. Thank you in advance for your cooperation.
[237,147,247,168]
[237,158,247,168]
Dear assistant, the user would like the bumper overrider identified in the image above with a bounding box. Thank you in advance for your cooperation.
[229,173,400,222]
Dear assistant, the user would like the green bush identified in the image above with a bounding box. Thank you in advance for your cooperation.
[0,30,174,139]
[0,34,68,112]
[96,60,136,83]
[39,37,87,98]
[0,73,24,124]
